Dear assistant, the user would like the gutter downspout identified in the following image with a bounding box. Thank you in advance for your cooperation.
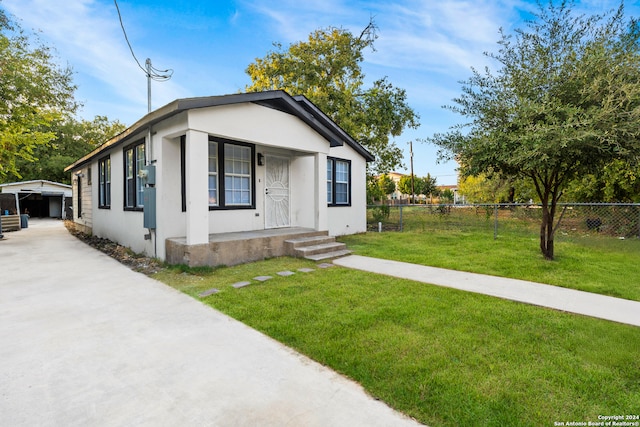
[147,124,157,259]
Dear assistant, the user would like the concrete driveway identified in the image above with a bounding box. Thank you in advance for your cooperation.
[0,220,422,426]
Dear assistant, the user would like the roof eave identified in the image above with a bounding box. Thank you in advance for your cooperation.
[65,90,375,171]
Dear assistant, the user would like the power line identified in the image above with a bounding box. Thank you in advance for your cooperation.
[113,0,173,82]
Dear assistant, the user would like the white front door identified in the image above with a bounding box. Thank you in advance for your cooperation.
[265,155,290,228]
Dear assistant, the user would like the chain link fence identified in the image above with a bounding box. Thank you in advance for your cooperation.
[367,203,640,239]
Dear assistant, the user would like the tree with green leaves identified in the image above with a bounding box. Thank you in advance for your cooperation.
[430,1,640,260]
[440,188,455,203]
[366,173,396,204]
[14,116,126,184]
[397,174,439,202]
[377,174,396,199]
[396,175,415,201]
[0,9,79,180]
[245,21,419,173]
[415,173,439,200]
[565,159,640,202]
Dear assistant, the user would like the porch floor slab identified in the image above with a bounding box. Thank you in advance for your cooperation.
[208,227,318,243]
[165,227,328,267]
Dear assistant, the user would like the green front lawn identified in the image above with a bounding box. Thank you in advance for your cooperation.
[339,229,640,301]
[155,257,640,427]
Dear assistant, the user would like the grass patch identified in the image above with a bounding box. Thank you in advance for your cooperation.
[154,258,640,427]
[339,229,640,301]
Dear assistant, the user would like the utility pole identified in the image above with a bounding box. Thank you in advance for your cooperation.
[409,141,415,204]
[146,58,152,113]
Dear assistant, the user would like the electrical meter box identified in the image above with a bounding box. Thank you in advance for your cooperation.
[143,187,156,229]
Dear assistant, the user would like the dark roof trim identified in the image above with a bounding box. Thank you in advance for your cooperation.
[292,95,374,161]
[65,90,374,171]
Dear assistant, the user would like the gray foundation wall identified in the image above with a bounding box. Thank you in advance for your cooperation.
[166,230,326,267]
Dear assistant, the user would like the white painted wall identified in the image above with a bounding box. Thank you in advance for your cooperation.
[189,104,330,154]
[90,145,153,257]
[327,143,368,236]
[289,154,317,229]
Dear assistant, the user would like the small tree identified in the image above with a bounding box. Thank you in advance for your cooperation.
[415,173,439,201]
[397,175,415,201]
[377,174,396,200]
[430,1,640,259]
[441,189,455,203]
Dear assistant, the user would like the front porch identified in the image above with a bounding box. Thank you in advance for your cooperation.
[165,227,350,267]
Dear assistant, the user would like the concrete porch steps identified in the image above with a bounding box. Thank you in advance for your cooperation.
[285,235,351,261]
[304,249,353,261]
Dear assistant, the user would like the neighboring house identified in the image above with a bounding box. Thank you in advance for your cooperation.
[0,180,72,219]
[386,172,406,201]
[65,91,374,266]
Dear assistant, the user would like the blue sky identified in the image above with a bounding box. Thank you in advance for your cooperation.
[3,0,638,185]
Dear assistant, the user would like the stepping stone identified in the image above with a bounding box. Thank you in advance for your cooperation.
[232,281,251,289]
[277,271,295,277]
[199,288,220,297]
[298,268,314,273]
[317,263,334,268]
[253,276,272,282]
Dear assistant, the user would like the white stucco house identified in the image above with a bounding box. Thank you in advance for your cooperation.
[65,91,374,266]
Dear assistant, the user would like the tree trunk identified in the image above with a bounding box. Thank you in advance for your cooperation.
[540,204,555,260]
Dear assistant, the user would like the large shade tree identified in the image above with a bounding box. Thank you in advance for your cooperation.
[430,1,640,259]
[0,9,78,180]
[245,21,419,174]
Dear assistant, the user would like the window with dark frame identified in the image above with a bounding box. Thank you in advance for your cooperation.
[180,137,186,212]
[327,157,351,206]
[77,174,82,218]
[124,140,145,210]
[206,137,255,209]
[98,156,111,208]
[223,143,251,206]
[327,159,333,204]
[208,140,219,206]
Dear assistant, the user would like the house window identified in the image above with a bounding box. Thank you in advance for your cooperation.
[77,174,82,218]
[208,141,218,206]
[224,144,251,206]
[208,137,255,209]
[98,156,111,208]
[327,157,351,206]
[124,140,145,209]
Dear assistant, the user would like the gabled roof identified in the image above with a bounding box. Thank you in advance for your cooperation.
[0,180,72,191]
[65,90,374,172]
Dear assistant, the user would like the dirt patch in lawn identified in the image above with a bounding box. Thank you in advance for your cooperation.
[65,221,164,275]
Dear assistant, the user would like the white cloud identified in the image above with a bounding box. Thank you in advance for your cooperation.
[238,0,525,78]
[2,0,187,122]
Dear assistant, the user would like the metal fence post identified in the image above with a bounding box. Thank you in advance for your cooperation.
[494,204,498,240]
[399,205,403,232]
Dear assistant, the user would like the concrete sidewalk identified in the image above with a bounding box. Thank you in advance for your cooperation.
[334,255,640,327]
[0,220,422,427]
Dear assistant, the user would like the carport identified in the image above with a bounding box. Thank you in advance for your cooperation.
[0,180,72,219]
